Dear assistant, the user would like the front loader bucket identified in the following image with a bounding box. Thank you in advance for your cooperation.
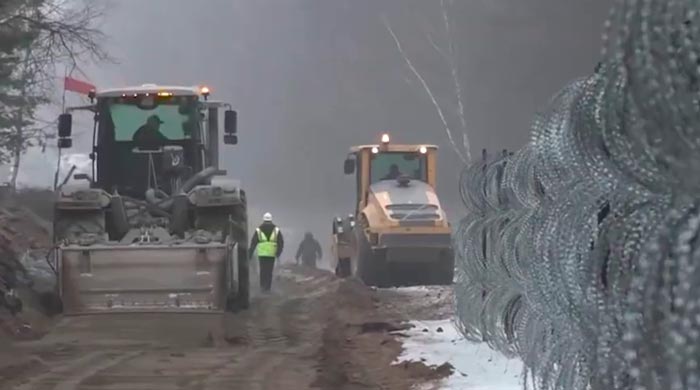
[58,243,234,315]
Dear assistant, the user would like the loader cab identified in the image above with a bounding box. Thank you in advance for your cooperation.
[95,91,202,198]
[344,134,438,215]
[58,85,238,199]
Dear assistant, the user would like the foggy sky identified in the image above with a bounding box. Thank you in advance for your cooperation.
[20,0,612,259]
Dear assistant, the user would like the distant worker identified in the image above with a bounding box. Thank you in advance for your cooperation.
[133,115,169,149]
[295,232,323,268]
[248,212,284,292]
[332,216,356,278]
[382,164,402,180]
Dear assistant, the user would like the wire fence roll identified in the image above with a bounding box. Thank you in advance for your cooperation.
[455,1,700,389]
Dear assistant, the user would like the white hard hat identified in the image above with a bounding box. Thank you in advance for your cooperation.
[263,212,272,222]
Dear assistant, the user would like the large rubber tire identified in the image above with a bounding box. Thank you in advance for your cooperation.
[226,248,250,312]
[39,291,63,317]
[429,249,455,285]
[236,244,250,309]
[357,233,389,287]
[226,192,250,312]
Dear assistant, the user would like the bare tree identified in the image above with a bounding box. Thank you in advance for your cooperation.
[382,0,472,164]
[0,0,109,189]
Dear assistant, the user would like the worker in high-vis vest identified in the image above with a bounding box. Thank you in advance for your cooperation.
[248,212,284,292]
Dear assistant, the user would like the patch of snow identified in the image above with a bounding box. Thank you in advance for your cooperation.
[61,153,92,175]
[382,285,452,296]
[277,268,315,283]
[395,319,523,390]
[384,285,433,293]
[292,275,315,283]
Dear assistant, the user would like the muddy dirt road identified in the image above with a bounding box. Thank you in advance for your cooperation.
[0,265,453,390]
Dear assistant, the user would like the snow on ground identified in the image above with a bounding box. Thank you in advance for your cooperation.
[395,319,523,390]
[277,268,315,283]
[378,286,455,322]
[385,286,435,293]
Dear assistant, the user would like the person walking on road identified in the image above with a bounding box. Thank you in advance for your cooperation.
[295,232,323,268]
[249,212,284,292]
[332,216,356,278]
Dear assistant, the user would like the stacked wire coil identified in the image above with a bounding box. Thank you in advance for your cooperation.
[455,2,700,389]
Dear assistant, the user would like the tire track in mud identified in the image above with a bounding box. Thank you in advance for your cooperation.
[203,273,331,389]
[203,298,292,389]
[11,350,144,390]
[75,285,322,390]
[2,266,434,390]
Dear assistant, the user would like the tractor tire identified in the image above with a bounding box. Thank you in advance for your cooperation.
[39,291,63,317]
[227,193,249,312]
[236,244,250,310]
[226,246,250,312]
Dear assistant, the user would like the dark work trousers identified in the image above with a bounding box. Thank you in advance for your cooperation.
[336,258,351,278]
[259,257,276,291]
[301,257,317,269]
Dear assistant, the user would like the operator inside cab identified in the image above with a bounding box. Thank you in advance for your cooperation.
[382,164,402,181]
[132,114,169,149]
[371,152,427,184]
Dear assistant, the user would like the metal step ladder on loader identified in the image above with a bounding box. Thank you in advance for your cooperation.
[52,84,249,315]
[341,133,455,287]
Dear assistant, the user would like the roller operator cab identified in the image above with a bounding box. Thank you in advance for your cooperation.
[343,133,454,287]
[53,84,249,315]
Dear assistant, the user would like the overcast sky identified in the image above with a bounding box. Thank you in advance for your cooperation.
[12,0,612,257]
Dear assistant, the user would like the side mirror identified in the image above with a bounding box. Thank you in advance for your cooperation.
[58,138,72,149]
[223,134,238,145]
[344,158,355,175]
[224,110,237,134]
[58,113,72,137]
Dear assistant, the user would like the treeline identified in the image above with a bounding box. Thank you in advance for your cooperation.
[0,0,106,189]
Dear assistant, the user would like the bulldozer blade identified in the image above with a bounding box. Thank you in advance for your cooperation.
[58,243,234,315]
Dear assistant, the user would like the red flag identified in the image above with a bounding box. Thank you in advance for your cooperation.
[64,76,95,95]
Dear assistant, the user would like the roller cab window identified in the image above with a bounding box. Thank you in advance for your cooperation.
[369,152,427,183]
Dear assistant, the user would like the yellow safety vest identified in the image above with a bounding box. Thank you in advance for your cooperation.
[256,227,279,258]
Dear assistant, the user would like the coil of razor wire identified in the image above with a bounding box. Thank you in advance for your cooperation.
[454,1,700,389]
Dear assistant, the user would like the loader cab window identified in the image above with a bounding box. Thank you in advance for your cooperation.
[370,152,427,184]
[107,95,199,142]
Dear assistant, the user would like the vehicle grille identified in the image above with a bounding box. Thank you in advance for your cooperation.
[387,203,441,221]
